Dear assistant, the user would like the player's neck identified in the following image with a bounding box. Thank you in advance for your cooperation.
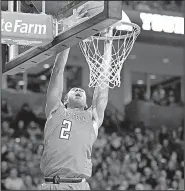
[67,104,84,111]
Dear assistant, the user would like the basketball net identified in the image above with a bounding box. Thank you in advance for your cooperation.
[79,20,140,89]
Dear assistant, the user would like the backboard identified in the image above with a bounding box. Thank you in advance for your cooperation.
[3,1,123,75]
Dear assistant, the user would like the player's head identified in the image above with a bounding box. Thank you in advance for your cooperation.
[64,87,87,110]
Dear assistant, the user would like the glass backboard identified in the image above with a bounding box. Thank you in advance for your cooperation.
[3,1,122,75]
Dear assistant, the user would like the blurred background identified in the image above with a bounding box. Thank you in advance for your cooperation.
[1,1,184,190]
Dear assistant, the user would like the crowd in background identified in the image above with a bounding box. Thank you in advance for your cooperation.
[1,101,44,190]
[123,0,184,12]
[89,120,184,190]
[6,65,82,94]
[133,81,183,107]
[7,71,184,108]
[1,99,184,190]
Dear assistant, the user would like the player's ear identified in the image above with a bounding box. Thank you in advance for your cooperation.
[85,104,88,110]
[64,100,68,107]
[63,94,68,106]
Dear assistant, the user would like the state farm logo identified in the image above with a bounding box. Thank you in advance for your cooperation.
[1,11,54,46]
[1,19,47,35]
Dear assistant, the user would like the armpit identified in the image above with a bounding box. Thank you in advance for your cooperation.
[48,101,65,118]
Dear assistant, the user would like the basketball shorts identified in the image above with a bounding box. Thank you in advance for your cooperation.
[40,181,90,190]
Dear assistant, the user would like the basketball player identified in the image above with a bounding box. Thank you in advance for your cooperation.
[40,8,110,191]
[40,47,109,190]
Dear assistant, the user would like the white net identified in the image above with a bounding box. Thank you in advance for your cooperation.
[79,22,140,89]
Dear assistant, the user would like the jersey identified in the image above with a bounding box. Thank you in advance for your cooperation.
[40,102,97,179]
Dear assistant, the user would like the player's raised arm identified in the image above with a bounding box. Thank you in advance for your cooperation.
[45,48,70,118]
[45,6,89,118]
[91,30,113,135]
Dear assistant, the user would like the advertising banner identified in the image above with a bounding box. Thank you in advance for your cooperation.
[1,11,55,46]
[124,10,184,46]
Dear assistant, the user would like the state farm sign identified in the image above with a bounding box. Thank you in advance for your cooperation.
[1,11,55,46]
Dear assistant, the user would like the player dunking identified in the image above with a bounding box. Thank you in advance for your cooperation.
[40,45,109,190]
[40,7,111,189]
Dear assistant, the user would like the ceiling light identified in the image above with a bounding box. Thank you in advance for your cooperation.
[40,75,47,80]
[162,58,169,64]
[150,74,156,80]
[18,81,25,86]
[43,64,50,69]
[137,80,144,85]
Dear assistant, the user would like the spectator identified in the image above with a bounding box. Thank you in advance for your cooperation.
[143,92,154,103]
[158,125,169,144]
[142,167,157,189]
[117,180,129,190]
[22,175,36,190]
[177,125,183,141]
[133,88,140,100]
[171,180,179,190]
[1,99,13,121]
[150,1,163,11]
[134,1,151,11]
[150,160,160,177]
[155,176,168,190]
[4,168,25,190]
[165,0,181,12]
[151,88,160,105]
[2,120,14,137]
[27,121,42,139]
[158,85,166,105]
[15,103,37,127]
[173,170,182,182]
[135,183,145,190]
[1,161,9,190]
[110,132,122,151]
[168,90,177,106]
[126,162,141,189]
[161,139,171,160]
[13,120,27,138]
[166,161,176,181]
[178,177,184,190]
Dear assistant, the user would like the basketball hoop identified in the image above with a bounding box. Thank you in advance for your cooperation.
[79,21,140,89]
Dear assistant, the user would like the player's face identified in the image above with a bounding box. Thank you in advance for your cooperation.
[67,88,87,108]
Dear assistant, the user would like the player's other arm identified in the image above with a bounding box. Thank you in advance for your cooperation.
[92,85,109,135]
[45,48,70,118]
[91,33,112,135]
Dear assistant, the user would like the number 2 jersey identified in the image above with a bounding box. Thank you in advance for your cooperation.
[40,102,97,179]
